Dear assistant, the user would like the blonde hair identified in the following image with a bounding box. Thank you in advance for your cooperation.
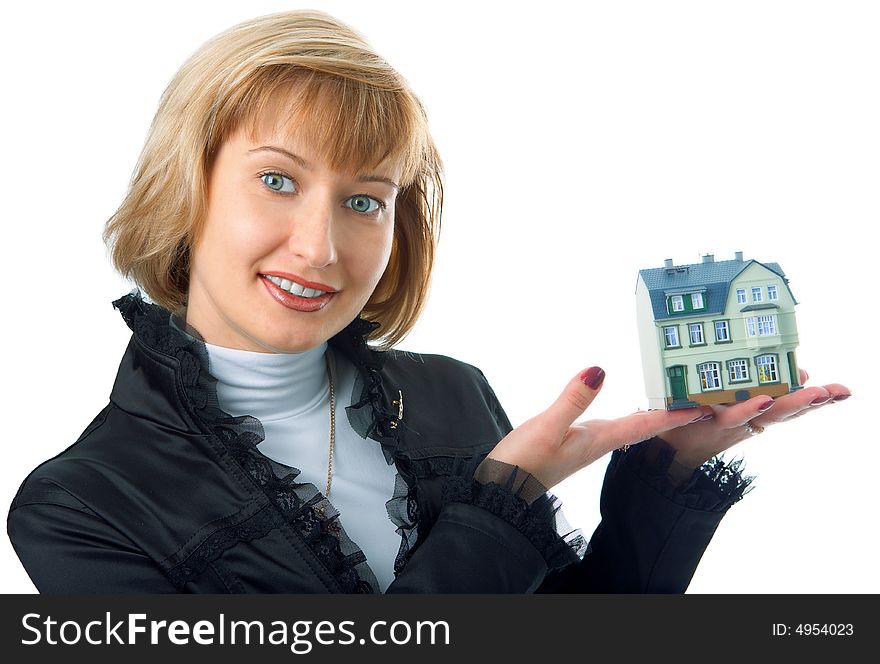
[102,9,443,350]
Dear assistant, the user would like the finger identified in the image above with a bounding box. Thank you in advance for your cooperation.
[710,396,775,429]
[543,366,606,439]
[799,367,809,384]
[589,406,708,450]
[824,383,852,402]
[749,386,830,426]
[753,383,851,426]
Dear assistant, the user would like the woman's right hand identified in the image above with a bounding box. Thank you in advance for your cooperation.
[485,367,711,489]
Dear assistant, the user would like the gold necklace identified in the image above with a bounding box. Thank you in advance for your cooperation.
[317,354,336,524]
[316,353,403,527]
[324,352,335,502]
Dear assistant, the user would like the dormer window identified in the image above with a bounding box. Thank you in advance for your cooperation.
[666,289,706,315]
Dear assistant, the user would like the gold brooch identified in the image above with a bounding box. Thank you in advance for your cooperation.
[390,390,404,429]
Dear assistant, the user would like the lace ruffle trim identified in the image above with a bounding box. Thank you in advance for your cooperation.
[440,457,585,574]
[329,313,421,580]
[386,473,420,576]
[113,289,381,593]
[164,505,282,589]
[618,437,755,512]
[331,317,403,450]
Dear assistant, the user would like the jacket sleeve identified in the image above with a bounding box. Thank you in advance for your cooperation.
[387,367,753,594]
[536,436,753,593]
[7,480,179,593]
[385,369,580,593]
[385,460,576,593]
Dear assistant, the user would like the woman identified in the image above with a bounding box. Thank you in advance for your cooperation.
[7,9,850,593]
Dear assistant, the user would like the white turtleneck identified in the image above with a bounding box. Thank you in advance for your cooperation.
[176,323,401,592]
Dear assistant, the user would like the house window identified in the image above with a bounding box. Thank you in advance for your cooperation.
[768,284,778,300]
[729,359,749,382]
[736,288,746,304]
[698,362,722,390]
[757,315,777,335]
[714,320,730,342]
[664,326,680,348]
[691,292,704,309]
[689,323,704,345]
[752,287,763,302]
[747,315,777,337]
[756,355,779,383]
[671,295,684,312]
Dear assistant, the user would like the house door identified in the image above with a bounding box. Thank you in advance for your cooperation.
[667,366,687,402]
[788,351,799,387]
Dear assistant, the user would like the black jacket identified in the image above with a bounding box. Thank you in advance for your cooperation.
[7,291,751,593]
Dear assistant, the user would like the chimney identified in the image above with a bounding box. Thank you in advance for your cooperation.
[702,254,714,263]
[735,251,743,261]
[664,258,674,270]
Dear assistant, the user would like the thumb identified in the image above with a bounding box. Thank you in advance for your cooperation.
[543,366,605,438]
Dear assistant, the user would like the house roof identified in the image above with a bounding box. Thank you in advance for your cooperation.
[638,258,795,322]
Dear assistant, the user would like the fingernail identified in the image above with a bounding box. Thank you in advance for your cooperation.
[691,412,714,423]
[579,366,605,390]
[832,394,851,402]
[810,396,832,406]
[758,400,774,412]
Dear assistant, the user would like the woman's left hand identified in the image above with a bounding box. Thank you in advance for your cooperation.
[658,368,852,469]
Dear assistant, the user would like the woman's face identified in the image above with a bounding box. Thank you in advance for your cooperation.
[186,106,401,353]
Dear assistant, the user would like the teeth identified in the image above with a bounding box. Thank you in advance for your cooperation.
[290,282,308,296]
[264,275,327,298]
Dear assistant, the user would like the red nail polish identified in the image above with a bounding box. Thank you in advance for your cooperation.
[579,367,605,390]
[758,400,774,412]
[810,396,832,406]
[832,394,851,402]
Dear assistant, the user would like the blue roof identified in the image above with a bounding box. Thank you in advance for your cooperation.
[638,258,793,322]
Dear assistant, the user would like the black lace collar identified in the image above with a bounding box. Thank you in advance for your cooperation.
[111,289,403,593]
[325,310,405,453]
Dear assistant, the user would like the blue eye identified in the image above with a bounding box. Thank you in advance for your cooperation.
[345,195,384,215]
[259,171,296,194]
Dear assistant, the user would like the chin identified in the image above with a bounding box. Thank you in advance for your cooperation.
[250,337,308,354]
[262,330,329,354]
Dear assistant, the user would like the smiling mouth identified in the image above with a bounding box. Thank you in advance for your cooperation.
[259,274,334,299]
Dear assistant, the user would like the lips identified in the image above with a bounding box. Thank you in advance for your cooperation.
[258,272,338,293]
[261,274,327,298]
[260,275,335,313]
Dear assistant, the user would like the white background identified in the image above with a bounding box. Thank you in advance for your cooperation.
[1,0,877,594]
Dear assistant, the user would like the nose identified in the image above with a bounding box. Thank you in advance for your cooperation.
[287,194,338,268]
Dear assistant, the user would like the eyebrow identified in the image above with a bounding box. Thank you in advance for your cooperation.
[247,145,400,190]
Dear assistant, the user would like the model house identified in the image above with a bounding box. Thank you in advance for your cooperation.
[636,252,801,410]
